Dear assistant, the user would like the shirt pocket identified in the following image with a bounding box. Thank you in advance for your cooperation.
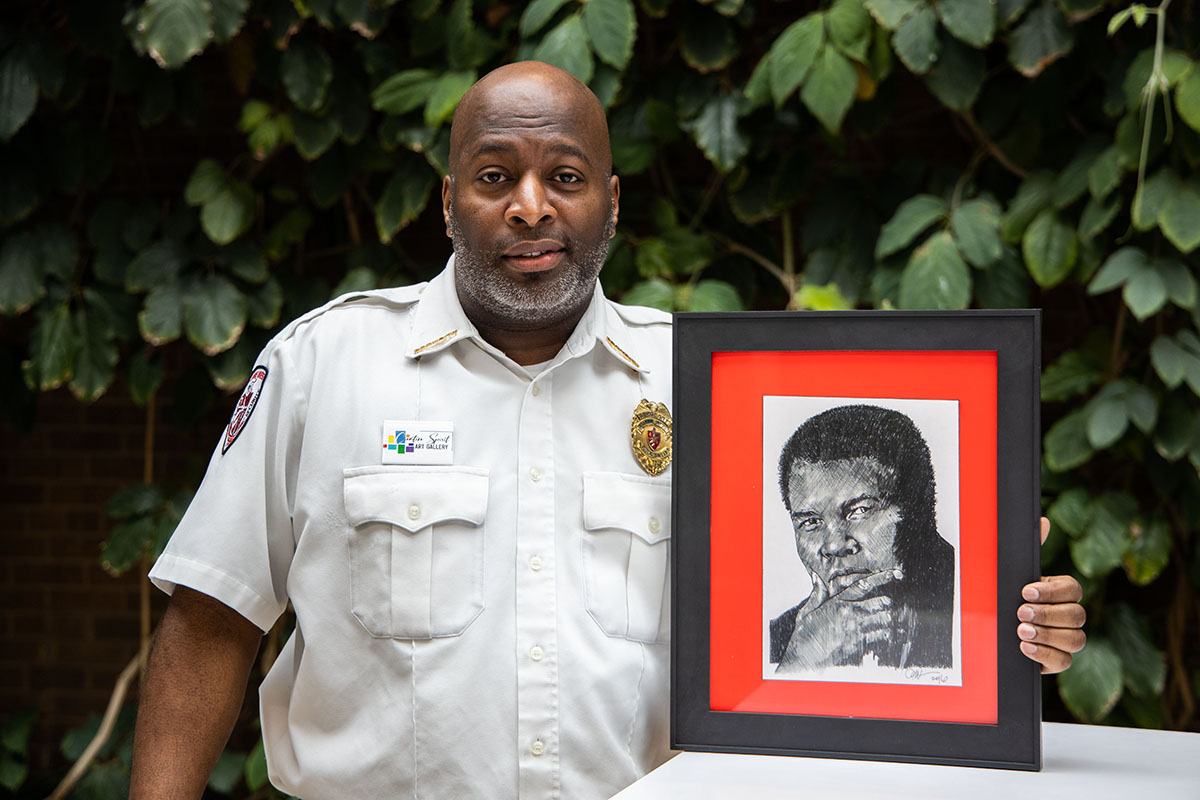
[581,471,672,644]
[343,465,489,640]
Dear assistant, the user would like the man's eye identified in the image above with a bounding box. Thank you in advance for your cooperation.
[554,173,581,184]
[846,504,873,521]
[795,517,822,532]
[480,172,505,184]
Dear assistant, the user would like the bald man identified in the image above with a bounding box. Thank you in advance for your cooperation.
[130,62,1085,799]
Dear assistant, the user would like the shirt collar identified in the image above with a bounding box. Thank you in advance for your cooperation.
[406,255,650,375]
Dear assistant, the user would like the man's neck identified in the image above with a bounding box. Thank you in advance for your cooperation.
[474,309,585,366]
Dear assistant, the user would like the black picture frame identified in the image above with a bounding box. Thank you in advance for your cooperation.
[671,310,1042,771]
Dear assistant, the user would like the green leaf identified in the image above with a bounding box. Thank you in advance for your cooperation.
[1150,336,1187,388]
[1042,350,1103,402]
[1122,264,1167,321]
[768,14,825,107]
[208,749,247,794]
[950,198,1003,267]
[1057,638,1123,722]
[1158,258,1196,309]
[2,708,36,754]
[139,284,182,345]
[1132,168,1180,231]
[126,240,185,293]
[207,335,256,390]
[71,309,117,401]
[533,15,594,84]
[184,159,225,206]
[661,228,716,274]
[892,5,939,75]
[1008,0,1072,78]
[863,0,919,30]
[584,0,636,69]
[0,229,45,315]
[1044,409,1093,471]
[1047,487,1090,537]
[0,45,38,141]
[371,69,438,114]
[1052,141,1104,209]
[22,303,75,391]
[446,0,487,70]
[245,738,268,791]
[1124,383,1157,433]
[681,8,737,73]
[0,755,26,792]
[1177,69,1200,134]
[128,350,165,406]
[827,0,872,62]
[875,194,947,258]
[898,230,971,310]
[1072,492,1135,579]
[246,276,284,328]
[520,0,572,37]
[1087,246,1146,295]
[622,278,674,311]
[1158,180,1200,254]
[138,0,213,69]
[800,46,857,134]
[1000,171,1054,242]
[1087,145,1122,199]
[743,52,773,109]
[292,111,339,160]
[1022,209,1076,288]
[686,93,749,173]
[1122,518,1172,587]
[200,181,255,245]
[37,221,80,278]
[106,484,161,521]
[1086,392,1128,449]
[375,159,435,243]
[182,274,247,355]
[1078,193,1120,242]
[1108,603,1166,695]
[688,279,744,311]
[424,69,478,127]
[923,33,985,111]
[974,247,1030,308]
[211,0,249,42]
[935,0,995,48]
[795,283,853,310]
[223,240,267,284]
[281,40,334,113]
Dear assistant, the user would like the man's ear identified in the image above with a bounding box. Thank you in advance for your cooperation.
[608,174,620,237]
[441,175,453,237]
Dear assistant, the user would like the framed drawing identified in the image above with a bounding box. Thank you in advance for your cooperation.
[671,310,1042,770]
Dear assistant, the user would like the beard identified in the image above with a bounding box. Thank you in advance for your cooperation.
[448,197,615,331]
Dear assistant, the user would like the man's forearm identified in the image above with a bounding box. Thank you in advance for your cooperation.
[130,586,262,800]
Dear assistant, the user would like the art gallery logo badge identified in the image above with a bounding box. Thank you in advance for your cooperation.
[222,365,268,455]
[631,399,672,476]
[381,420,454,465]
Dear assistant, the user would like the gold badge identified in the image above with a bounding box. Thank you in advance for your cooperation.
[631,399,672,476]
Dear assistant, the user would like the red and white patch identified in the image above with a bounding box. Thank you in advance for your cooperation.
[222,365,268,455]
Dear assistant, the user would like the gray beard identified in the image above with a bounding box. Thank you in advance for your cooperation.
[448,199,614,331]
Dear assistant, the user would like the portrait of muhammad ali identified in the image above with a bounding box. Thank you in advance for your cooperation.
[765,403,958,679]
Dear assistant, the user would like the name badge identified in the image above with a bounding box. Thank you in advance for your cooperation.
[381,420,454,465]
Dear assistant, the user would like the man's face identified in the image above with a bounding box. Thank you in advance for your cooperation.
[785,456,902,597]
[443,74,619,333]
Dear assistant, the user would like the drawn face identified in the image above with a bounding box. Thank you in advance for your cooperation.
[785,456,902,597]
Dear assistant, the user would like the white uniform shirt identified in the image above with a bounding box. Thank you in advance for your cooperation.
[149,259,675,799]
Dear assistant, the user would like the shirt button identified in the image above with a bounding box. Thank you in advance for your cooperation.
[529,555,543,571]
[407,504,421,521]
[531,383,540,396]
[530,645,544,661]
[529,467,542,482]
[648,517,661,534]
[531,739,546,756]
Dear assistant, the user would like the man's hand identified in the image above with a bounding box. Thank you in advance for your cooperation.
[778,569,899,671]
[1017,518,1087,674]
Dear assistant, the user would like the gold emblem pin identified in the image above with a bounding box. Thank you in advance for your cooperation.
[631,399,672,476]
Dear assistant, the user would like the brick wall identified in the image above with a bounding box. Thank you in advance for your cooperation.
[0,379,233,775]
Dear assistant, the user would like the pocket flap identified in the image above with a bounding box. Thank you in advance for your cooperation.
[582,471,671,544]
[343,466,489,533]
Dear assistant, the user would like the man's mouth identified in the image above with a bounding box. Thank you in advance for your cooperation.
[503,240,566,272]
[828,569,871,594]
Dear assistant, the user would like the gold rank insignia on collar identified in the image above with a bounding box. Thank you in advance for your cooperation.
[631,399,672,476]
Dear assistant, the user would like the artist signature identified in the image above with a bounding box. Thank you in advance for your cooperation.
[904,668,950,684]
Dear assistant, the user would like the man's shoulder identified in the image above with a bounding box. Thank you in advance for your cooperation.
[606,298,672,329]
[272,283,429,345]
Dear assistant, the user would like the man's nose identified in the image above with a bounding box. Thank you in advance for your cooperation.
[819,522,861,559]
[506,173,556,229]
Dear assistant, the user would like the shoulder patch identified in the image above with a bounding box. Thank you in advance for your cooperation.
[222,365,268,455]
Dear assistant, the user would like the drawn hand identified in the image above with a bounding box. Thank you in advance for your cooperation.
[1017,517,1086,674]
[779,569,898,671]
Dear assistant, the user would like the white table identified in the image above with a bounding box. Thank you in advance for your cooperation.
[611,722,1199,799]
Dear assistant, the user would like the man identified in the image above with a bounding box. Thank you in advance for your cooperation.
[130,62,1086,799]
[769,405,954,672]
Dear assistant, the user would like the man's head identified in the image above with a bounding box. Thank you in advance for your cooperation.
[442,61,619,336]
[778,406,939,598]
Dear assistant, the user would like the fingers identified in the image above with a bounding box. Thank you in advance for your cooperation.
[1017,601,1086,629]
[1040,516,1050,545]
[1018,641,1075,674]
[835,568,899,601]
[1021,574,1083,604]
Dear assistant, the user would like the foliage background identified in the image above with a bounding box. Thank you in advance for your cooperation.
[1,0,1198,794]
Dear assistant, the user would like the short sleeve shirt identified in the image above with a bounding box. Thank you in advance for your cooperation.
[149,258,675,799]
